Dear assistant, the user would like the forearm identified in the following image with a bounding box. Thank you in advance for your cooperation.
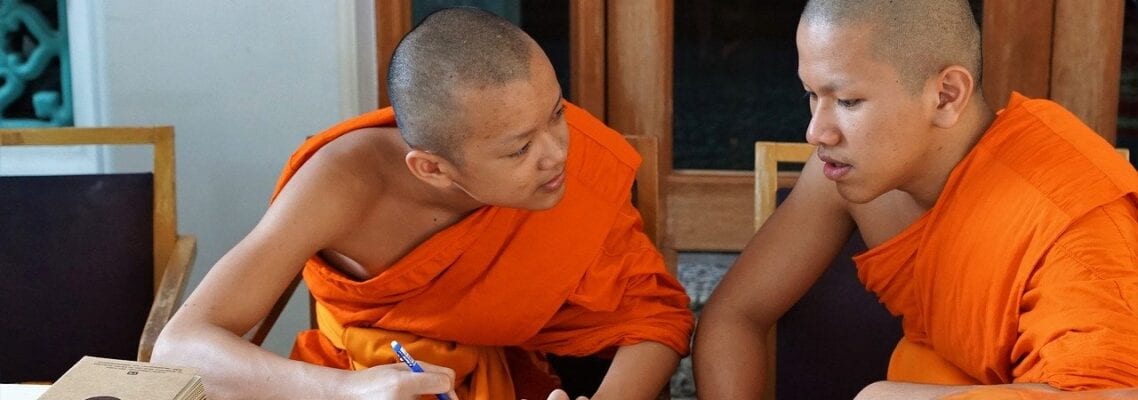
[692,307,769,399]
[853,381,1138,400]
[592,341,679,400]
[853,381,985,400]
[152,321,345,400]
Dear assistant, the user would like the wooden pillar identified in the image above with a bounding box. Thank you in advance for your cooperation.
[607,0,677,274]
[375,0,412,109]
[1051,0,1124,143]
[983,0,1124,142]
[981,0,1055,110]
[607,0,674,174]
[569,0,606,119]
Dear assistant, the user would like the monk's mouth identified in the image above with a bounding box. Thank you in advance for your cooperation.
[541,171,565,191]
[823,161,852,180]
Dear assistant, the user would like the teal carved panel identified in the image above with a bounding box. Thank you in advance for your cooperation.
[0,0,71,127]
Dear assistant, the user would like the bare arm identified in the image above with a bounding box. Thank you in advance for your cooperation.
[858,381,1138,399]
[693,155,856,398]
[590,341,679,400]
[152,147,455,399]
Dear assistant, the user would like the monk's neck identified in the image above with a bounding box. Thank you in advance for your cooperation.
[397,177,483,221]
[907,101,997,210]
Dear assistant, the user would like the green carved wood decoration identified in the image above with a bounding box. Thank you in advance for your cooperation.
[1,0,72,127]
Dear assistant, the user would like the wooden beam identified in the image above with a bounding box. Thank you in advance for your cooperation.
[981,0,1055,110]
[0,126,163,145]
[666,170,753,252]
[607,0,674,174]
[375,0,411,108]
[569,0,606,120]
[1050,0,1124,143]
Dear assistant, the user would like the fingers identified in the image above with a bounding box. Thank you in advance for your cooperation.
[524,389,589,400]
[417,360,457,383]
[396,370,453,396]
[545,389,569,400]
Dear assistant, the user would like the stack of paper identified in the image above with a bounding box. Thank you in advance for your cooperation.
[39,356,205,400]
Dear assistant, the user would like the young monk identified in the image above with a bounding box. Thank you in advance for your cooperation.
[153,8,692,400]
[693,0,1138,398]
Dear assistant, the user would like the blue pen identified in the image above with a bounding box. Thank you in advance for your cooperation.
[392,340,452,400]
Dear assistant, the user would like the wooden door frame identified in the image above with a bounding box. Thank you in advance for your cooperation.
[372,0,1125,254]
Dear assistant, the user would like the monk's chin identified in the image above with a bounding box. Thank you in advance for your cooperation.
[524,189,566,211]
[836,185,884,205]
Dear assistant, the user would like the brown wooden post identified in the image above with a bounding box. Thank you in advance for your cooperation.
[607,0,676,270]
[570,0,607,120]
[376,0,412,109]
[607,0,674,173]
[981,0,1056,110]
[1051,0,1125,143]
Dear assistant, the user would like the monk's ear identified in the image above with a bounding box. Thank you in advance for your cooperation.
[405,149,457,189]
[930,65,975,129]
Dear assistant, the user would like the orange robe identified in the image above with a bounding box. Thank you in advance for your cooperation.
[854,93,1138,391]
[271,102,693,399]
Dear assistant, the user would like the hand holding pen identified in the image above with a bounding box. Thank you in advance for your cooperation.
[392,340,457,400]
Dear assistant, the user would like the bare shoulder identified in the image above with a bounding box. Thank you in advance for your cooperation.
[705,154,856,324]
[284,127,406,199]
[778,155,928,247]
[303,127,403,187]
[268,127,406,232]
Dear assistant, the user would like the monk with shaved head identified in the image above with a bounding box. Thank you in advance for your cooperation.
[155,8,692,400]
[695,0,1138,398]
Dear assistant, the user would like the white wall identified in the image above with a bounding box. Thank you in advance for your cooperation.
[69,0,377,355]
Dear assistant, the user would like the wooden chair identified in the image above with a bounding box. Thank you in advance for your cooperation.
[754,141,902,400]
[0,127,197,383]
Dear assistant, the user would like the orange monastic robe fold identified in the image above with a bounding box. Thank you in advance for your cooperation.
[272,102,693,399]
[855,93,1138,391]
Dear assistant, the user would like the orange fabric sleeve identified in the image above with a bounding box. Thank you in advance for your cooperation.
[887,336,980,385]
[521,198,693,356]
[278,102,693,397]
[1012,196,1138,390]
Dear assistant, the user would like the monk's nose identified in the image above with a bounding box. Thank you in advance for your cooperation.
[538,129,567,170]
[805,112,839,147]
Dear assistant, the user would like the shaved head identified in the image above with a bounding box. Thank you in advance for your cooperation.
[388,8,537,161]
[801,0,981,93]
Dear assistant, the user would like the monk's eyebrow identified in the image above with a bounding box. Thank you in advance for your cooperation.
[549,89,564,115]
[500,90,565,145]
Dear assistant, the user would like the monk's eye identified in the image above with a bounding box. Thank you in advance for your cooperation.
[837,98,863,108]
[508,142,531,158]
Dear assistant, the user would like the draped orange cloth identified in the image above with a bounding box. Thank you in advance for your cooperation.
[272,102,693,399]
[854,93,1138,392]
